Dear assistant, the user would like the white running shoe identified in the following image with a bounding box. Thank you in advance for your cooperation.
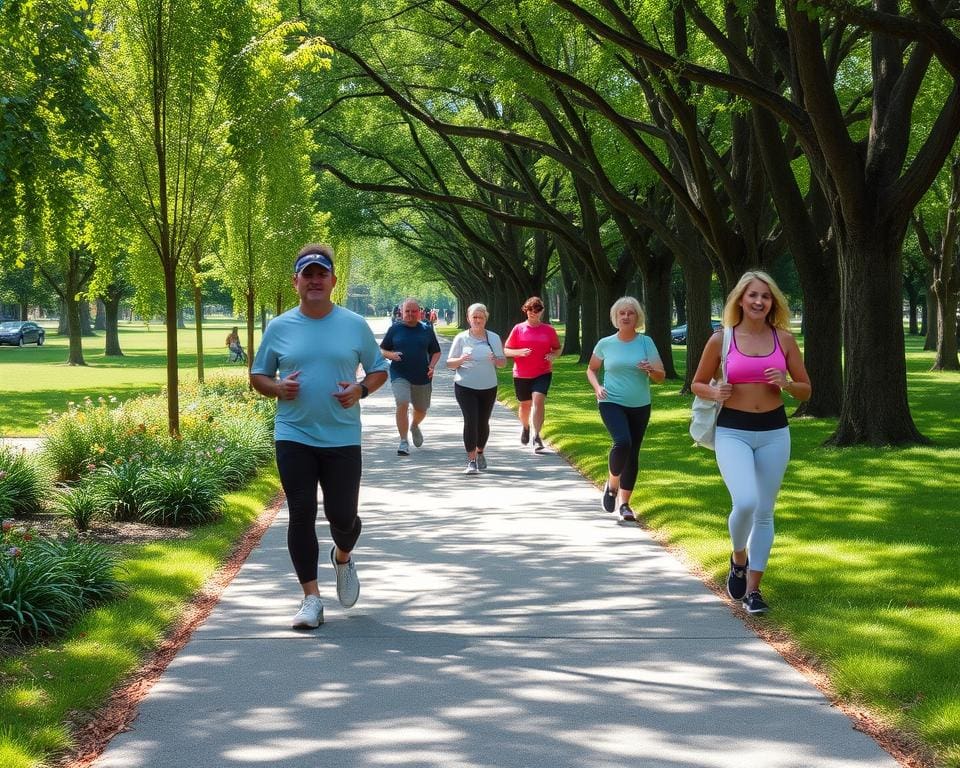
[463,459,479,475]
[330,546,360,608]
[291,594,324,628]
[411,423,424,447]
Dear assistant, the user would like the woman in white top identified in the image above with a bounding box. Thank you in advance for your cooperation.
[446,303,507,474]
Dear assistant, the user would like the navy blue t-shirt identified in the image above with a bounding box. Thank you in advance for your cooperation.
[380,321,441,385]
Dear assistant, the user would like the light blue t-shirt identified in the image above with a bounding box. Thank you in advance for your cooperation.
[251,306,388,447]
[592,333,662,407]
[449,329,504,390]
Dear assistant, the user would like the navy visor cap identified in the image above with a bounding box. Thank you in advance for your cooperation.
[294,252,333,274]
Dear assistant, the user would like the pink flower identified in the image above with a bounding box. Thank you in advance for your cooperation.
[7,546,21,558]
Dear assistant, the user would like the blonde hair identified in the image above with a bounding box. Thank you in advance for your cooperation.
[609,296,645,331]
[722,270,791,330]
[467,302,488,319]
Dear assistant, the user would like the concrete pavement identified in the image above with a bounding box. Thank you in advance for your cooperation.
[93,325,898,768]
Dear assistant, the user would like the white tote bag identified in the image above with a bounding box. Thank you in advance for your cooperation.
[689,327,732,450]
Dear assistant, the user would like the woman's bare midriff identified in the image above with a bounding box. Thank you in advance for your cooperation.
[725,381,783,412]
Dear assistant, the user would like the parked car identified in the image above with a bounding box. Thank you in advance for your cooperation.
[0,321,45,347]
[670,320,721,345]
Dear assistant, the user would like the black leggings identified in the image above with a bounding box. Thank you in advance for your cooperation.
[597,402,651,492]
[275,441,363,584]
[454,383,498,453]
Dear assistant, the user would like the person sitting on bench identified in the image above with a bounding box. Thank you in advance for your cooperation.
[226,326,246,362]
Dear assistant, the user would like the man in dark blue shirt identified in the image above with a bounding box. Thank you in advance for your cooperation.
[380,298,442,456]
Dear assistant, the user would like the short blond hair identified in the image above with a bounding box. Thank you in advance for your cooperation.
[609,296,645,331]
[722,270,790,330]
[467,302,488,319]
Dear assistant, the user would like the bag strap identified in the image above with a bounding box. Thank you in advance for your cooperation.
[719,326,733,383]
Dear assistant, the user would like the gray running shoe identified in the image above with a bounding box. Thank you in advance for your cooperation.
[476,453,487,471]
[463,459,479,475]
[329,547,360,608]
[520,425,530,445]
[619,503,636,522]
[742,590,769,615]
[397,439,410,456]
[533,435,545,453]
[411,423,424,447]
[291,594,324,629]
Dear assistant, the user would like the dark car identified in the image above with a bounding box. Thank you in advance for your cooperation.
[0,321,45,347]
[670,320,721,345]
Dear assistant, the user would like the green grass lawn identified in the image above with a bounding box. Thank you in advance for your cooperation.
[0,319,261,436]
[496,332,960,767]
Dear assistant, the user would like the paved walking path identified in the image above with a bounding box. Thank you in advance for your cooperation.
[93,324,898,768]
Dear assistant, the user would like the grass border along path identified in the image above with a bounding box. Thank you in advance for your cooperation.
[0,468,282,768]
[490,331,959,768]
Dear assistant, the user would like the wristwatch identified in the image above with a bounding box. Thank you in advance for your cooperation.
[359,383,369,399]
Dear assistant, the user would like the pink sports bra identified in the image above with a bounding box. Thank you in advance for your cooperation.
[726,327,787,384]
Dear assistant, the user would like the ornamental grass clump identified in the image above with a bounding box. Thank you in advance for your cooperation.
[137,464,223,526]
[89,460,143,522]
[0,523,120,641]
[49,481,100,533]
[0,446,52,518]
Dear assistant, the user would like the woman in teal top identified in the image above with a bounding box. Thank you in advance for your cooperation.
[586,297,665,521]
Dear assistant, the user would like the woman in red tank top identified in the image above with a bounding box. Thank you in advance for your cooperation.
[691,271,811,616]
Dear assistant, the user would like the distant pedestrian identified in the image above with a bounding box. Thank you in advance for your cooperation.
[691,270,810,616]
[380,298,442,456]
[250,243,389,629]
[586,297,665,522]
[446,302,506,474]
[226,326,246,363]
[504,296,561,453]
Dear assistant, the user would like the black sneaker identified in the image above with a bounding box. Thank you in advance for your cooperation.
[726,556,748,601]
[742,590,769,615]
[601,483,616,513]
[533,435,545,453]
[520,425,530,445]
[619,503,635,522]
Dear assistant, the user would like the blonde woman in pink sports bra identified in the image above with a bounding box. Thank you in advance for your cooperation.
[691,271,811,616]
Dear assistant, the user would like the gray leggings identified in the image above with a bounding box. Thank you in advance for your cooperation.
[714,426,790,572]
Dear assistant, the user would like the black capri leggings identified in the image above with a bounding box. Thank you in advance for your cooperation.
[597,402,651,492]
[275,441,363,584]
[453,383,498,453]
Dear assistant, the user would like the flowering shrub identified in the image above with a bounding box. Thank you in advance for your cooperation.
[0,522,120,641]
[0,445,53,518]
[40,375,275,527]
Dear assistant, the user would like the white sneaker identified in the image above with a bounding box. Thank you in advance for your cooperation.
[397,440,410,456]
[291,594,323,628]
[463,459,479,475]
[330,546,360,608]
[411,423,424,447]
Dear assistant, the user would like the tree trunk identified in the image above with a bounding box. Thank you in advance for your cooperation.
[94,300,107,330]
[246,286,255,375]
[826,228,926,445]
[639,253,676,378]
[64,292,86,366]
[80,300,95,336]
[163,266,180,437]
[194,280,205,383]
[103,294,124,356]
[923,286,936,350]
[930,261,960,370]
[578,275,600,364]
